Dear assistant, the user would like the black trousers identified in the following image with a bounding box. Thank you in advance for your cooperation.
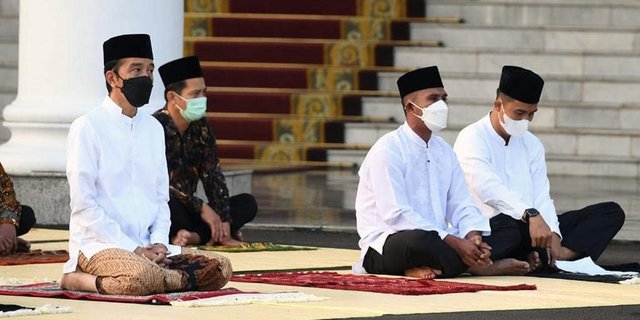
[17,205,36,237]
[168,193,257,244]
[485,202,625,263]
[362,229,468,278]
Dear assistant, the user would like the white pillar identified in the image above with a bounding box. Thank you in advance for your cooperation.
[0,0,183,174]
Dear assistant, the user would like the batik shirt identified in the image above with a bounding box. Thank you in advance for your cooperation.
[0,162,21,226]
[152,107,231,222]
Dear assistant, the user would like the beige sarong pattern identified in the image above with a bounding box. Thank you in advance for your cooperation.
[77,248,232,296]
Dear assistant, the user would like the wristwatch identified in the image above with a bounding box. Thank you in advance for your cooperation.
[523,208,540,223]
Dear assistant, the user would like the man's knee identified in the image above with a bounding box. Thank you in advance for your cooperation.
[584,201,626,231]
[492,226,522,255]
[17,205,36,236]
[602,202,625,229]
[97,268,164,296]
[232,193,258,219]
[404,230,441,257]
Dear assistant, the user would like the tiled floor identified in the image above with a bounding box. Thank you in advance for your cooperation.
[250,169,640,241]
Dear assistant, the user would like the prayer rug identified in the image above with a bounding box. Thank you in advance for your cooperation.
[0,282,253,305]
[170,292,327,307]
[195,242,317,253]
[185,15,411,41]
[184,0,425,18]
[0,250,68,266]
[231,271,537,295]
[0,304,71,318]
[529,262,640,284]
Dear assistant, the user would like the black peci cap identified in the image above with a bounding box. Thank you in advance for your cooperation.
[396,66,444,98]
[103,34,153,66]
[498,65,544,104]
[158,56,204,87]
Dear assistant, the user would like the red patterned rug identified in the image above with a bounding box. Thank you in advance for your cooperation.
[0,250,69,266]
[231,271,537,295]
[0,282,254,305]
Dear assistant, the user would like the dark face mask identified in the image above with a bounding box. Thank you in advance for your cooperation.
[117,75,153,108]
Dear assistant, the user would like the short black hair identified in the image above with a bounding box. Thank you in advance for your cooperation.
[104,59,124,94]
[496,89,514,102]
[164,80,187,102]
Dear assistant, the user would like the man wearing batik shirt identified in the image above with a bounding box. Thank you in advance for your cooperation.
[0,162,36,255]
[153,56,257,247]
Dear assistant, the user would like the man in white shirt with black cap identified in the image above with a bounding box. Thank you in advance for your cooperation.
[61,34,232,295]
[454,65,625,271]
[354,66,533,279]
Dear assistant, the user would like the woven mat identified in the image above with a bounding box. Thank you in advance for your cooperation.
[0,282,253,305]
[195,242,317,253]
[231,271,537,295]
[0,250,69,266]
[0,303,71,318]
[529,262,640,284]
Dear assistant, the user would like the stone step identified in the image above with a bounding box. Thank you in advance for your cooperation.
[334,120,640,177]
[0,16,18,38]
[328,147,640,178]
[393,47,640,79]
[343,120,640,145]
[0,0,18,17]
[0,64,17,91]
[410,23,640,53]
[0,87,16,108]
[425,0,640,28]
[0,38,18,65]
[377,71,640,105]
[361,97,640,132]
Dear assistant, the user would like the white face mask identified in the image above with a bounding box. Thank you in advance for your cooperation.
[409,100,448,132]
[499,101,529,137]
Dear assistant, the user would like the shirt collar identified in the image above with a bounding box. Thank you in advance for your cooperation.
[102,96,136,125]
[482,112,508,145]
[401,121,428,149]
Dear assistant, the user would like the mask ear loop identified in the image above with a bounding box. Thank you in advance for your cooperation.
[497,100,508,125]
[172,92,186,112]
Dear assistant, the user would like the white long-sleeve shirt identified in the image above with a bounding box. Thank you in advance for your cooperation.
[64,96,179,273]
[453,113,560,236]
[353,122,490,273]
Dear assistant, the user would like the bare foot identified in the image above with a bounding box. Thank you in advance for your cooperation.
[404,266,442,279]
[528,251,542,271]
[60,271,98,292]
[232,230,244,241]
[556,246,580,261]
[469,258,530,276]
[211,238,244,246]
[16,238,31,252]
[171,229,201,247]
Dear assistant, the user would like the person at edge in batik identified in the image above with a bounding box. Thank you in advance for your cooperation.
[0,162,36,256]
